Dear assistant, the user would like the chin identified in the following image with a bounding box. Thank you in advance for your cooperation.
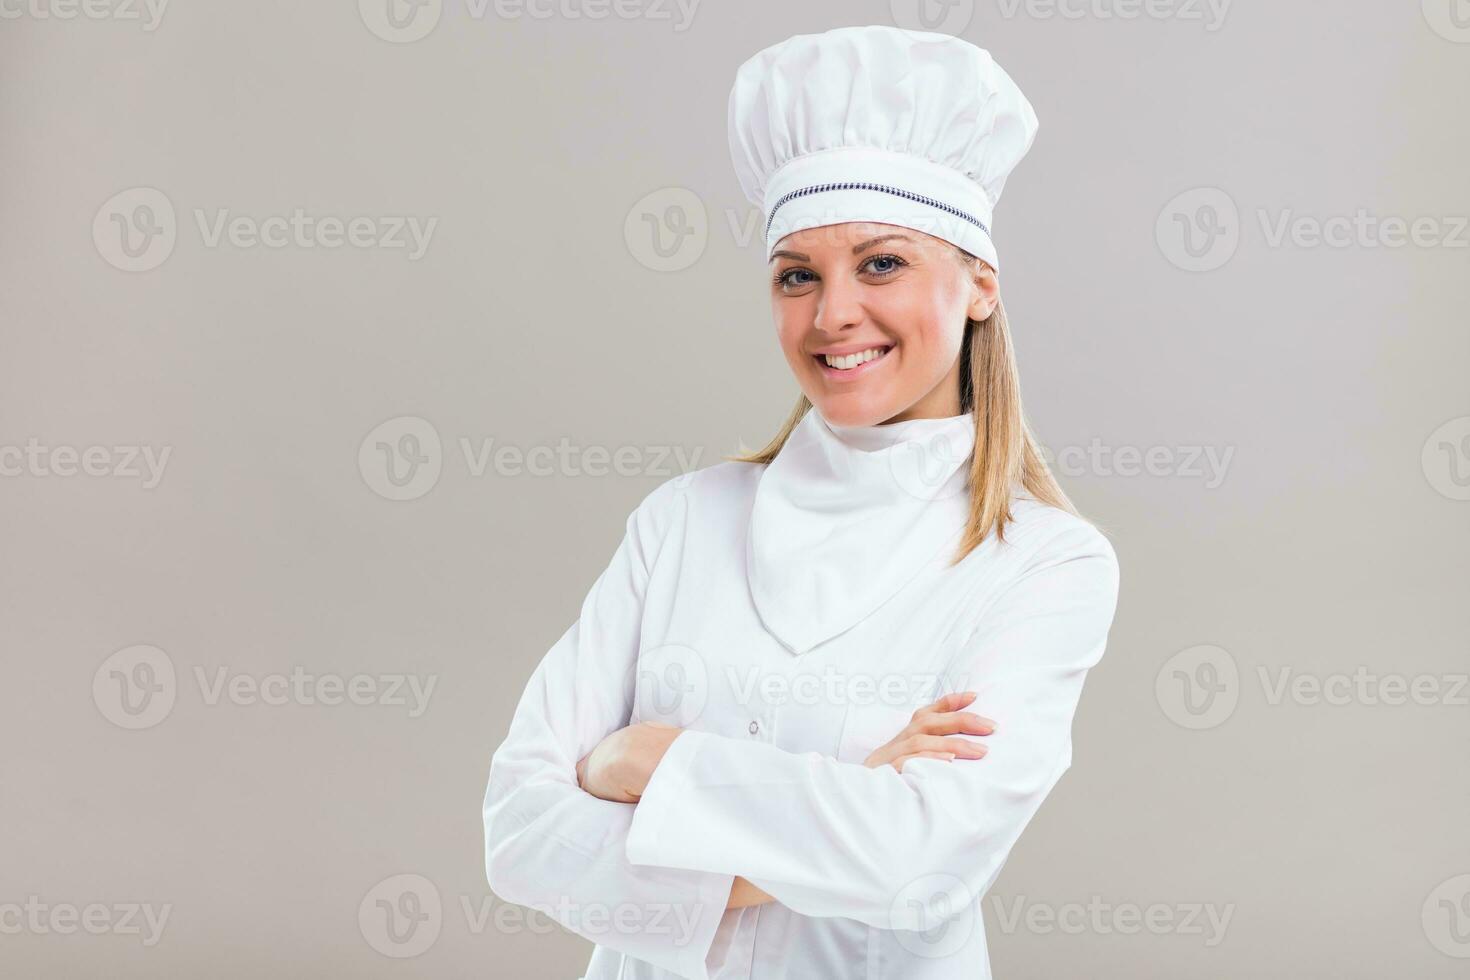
[809,392,898,427]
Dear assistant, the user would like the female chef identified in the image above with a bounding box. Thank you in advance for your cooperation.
[483,24,1121,980]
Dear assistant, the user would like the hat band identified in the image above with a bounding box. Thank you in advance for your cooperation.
[759,146,1000,270]
[766,181,990,243]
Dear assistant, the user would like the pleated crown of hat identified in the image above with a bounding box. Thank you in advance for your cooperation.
[727,25,1038,272]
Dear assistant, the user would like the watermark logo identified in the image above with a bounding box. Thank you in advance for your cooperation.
[625,187,708,272]
[1156,187,1239,272]
[1423,874,1470,957]
[889,0,976,37]
[93,187,176,272]
[359,416,443,501]
[890,872,977,958]
[359,0,442,42]
[889,428,972,501]
[360,874,442,957]
[1155,644,1238,729]
[1422,0,1470,43]
[633,643,709,727]
[92,645,177,730]
[1422,416,1470,501]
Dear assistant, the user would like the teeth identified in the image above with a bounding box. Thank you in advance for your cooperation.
[823,346,888,370]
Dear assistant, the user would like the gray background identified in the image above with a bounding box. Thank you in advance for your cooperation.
[2,1,1467,977]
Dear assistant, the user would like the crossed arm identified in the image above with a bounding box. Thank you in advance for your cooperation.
[571,692,999,910]
[571,723,779,910]
[481,480,1118,979]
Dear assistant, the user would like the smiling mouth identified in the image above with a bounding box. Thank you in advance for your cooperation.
[813,344,894,372]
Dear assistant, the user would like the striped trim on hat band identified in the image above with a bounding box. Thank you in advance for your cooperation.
[764,180,991,242]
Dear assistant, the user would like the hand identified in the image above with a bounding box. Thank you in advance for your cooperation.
[727,876,777,910]
[576,721,684,803]
[862,691,996,773]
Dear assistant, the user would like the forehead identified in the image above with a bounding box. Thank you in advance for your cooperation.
[772,221,943,257]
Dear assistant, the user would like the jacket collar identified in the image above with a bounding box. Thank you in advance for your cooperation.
[746,406,976,655]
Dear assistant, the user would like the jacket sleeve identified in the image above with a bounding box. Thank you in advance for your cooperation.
[623,519,1119,931]
[482,476,736,979]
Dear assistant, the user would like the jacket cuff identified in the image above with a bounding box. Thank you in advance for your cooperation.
[625,728,711,868]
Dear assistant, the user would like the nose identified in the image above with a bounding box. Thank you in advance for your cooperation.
[812,273,864,336]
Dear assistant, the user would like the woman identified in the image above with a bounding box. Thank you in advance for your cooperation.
[483,24,1120,980]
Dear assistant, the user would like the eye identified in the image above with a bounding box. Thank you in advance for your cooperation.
[773,267,816,290]
[861,253,907,277]
[772,253,908,291]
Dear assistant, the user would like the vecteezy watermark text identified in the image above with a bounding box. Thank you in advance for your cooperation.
[1040,439,1234,488]
[358,416,706,501]
[92,645,438,729]
[989,894,1234,946]
[992,0,1230,30]
[357,0,701,43]
[93,187,437,272]
[0,440,170,489]
[1157,188,1470,272]
[1156,644,1470,729]
[0,0,167,29]
[0,897,171,946]
[358,873,712,958]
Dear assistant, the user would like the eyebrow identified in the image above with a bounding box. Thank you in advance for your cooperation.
[769,233,916,263]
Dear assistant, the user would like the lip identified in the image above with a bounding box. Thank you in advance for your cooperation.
[812,343,895,382]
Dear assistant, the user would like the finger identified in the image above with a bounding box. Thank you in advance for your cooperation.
[915,691,977,717]
[940,736,988,758]
[863,744,899,769]
[891,750,955,773]
[918,710,997,736]
[904,733,987,758]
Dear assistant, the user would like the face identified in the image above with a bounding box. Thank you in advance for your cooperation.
[768,222,999,426]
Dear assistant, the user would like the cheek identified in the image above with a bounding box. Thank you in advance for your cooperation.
[880,300,962,359]
[773,305,811,362]
[873,279,962,345]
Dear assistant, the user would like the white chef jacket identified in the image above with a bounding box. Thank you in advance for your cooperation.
[483,408,1120,979]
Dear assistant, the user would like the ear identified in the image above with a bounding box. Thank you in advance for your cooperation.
[965,261,1000,321]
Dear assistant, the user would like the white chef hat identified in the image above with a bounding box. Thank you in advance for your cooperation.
[727,25,1038,272]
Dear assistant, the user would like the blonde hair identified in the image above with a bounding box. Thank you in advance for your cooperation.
[727,246,1078,564]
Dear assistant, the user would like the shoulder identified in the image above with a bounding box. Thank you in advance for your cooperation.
[1006,497,1117,566]
[951,498,1120,654]
[995,496,1120,603]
